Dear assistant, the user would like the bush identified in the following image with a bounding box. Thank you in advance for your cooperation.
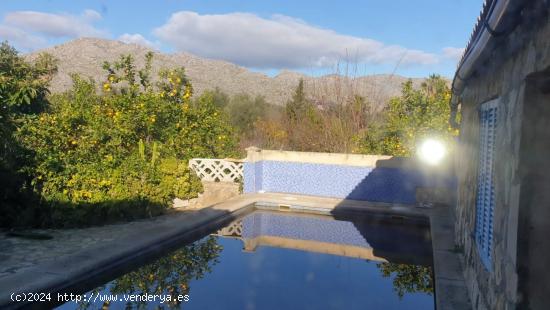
[0,42,57,227]
[14,52,238,227]
[224,93,270,136]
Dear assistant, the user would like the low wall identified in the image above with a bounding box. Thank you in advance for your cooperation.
[243,148,455,205]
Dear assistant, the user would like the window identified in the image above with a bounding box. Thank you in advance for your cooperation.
[475,99,498,271]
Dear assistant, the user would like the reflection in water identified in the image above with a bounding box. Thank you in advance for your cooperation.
[61,211,434,309]
[69,236,221,309]
[233,211,434,299]
[377,263,434,298]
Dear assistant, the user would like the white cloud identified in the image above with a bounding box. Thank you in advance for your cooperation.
[82,9,102,22]
[118,33,157,49]
[0,25,47,49]
[153,11,439,69]
[442,47,465,61]
[3,10,107,38]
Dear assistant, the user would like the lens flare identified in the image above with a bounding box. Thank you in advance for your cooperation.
[417,139,446,165]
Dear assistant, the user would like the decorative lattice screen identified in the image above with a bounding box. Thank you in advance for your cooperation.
[189,159,243,182]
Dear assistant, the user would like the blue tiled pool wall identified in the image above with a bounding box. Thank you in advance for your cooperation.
[244,160,456,204]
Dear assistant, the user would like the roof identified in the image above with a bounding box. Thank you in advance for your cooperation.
[455,0,496,79]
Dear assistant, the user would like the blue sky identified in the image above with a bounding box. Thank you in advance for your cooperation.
[0,0,482,77]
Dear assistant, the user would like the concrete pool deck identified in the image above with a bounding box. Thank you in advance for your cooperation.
[0,193,471,309]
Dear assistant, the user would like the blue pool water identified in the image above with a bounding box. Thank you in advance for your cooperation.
[58,211,434,309]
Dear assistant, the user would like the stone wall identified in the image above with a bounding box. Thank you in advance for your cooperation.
[174,181,240,209]
[454,4,550,309]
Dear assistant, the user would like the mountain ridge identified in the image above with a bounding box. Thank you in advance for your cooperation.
[26,37,427,107]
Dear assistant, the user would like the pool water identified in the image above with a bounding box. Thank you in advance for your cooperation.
[58,210,434,309]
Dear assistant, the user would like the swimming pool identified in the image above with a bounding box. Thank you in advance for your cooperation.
[57,210,434,309]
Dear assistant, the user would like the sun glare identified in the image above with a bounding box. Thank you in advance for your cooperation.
[417,139,446,165]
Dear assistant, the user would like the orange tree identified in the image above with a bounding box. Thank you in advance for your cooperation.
[18,53,238,227]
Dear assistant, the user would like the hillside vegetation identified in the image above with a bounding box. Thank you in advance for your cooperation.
[218,75,456,155]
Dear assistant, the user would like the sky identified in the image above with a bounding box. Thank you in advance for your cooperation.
[0,0,482,78]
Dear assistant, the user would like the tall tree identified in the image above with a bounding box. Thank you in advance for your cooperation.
[285,79,309,121]
[359,75,457,156]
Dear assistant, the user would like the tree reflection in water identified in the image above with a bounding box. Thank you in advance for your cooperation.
[71,232,433,308]
[77,236,222,309]
[377,263,434,299]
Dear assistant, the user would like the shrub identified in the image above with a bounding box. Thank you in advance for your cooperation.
[224,93,270,137]
[0,42,57,227]
[16,53,238,227]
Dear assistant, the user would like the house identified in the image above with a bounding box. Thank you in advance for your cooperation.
[451,0,550,309]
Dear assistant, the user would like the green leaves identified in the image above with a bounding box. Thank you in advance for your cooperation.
[138,51,154,91]
[0,42,56,113]
[377,263,434,299]
[139,139,145,160]
[286,78,310,121]
[0,42,58,227]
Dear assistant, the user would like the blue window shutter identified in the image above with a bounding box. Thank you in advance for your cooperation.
[475,100,498,271]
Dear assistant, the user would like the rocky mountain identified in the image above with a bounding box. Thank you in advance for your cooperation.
[27,38,426,107]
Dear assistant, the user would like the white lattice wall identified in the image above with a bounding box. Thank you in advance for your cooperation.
[189,159,243,182]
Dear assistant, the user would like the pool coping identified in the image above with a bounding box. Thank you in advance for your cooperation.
[0,192,471,309]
